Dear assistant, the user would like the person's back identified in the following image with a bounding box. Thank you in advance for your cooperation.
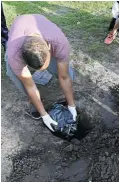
[7,14,69,76]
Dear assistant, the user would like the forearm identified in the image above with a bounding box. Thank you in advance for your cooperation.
[59,76,75,106]
[25,85,47,116]
[25,84,57,131]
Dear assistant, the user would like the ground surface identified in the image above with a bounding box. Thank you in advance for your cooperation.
[1,2,119,182]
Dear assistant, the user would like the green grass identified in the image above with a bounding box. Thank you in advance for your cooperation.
[1,1,113,77]
[88,42,111,53]
[3,1,112,29]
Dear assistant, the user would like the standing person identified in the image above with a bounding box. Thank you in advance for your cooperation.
[6,14,77,132]
[1,2,9,51]
[104,1,119,44]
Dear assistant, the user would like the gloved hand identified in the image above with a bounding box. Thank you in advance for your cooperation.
[68,105,77,121]
[42,114,58,132]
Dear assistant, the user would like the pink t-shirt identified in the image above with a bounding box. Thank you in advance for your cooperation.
[7,14,70,76]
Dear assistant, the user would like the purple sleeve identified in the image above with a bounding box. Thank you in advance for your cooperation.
[8,49,29,76]
[55,38,70,63]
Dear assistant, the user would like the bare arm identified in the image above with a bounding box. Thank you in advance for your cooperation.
[18,70,47,116]
[57,62,75,106]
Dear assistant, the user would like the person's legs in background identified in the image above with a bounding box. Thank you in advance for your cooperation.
[113,17,119,34]
[104,18,119,44]
[1,2,9,51]
[104,1,119,44]
[108,1,119,31]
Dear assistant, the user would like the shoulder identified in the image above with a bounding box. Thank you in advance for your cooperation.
[7,46,29,76]
[51,34,70,62]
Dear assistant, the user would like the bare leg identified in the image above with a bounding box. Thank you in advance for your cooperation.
[112,18,119,34]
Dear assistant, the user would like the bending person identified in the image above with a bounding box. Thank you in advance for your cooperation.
[6,14,77,132]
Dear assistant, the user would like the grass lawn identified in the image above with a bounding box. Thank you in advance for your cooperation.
[1,1,114,77]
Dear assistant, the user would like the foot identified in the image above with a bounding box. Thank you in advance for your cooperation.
[104,31,117,44]
[25,109,41,120]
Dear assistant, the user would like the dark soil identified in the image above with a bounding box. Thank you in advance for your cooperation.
[1,77,119,182]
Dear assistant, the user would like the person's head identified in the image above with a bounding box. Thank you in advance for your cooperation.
[22,36,50,70]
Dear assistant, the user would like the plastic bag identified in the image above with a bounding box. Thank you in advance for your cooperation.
[48,101,77,140]
[48,100,92,140]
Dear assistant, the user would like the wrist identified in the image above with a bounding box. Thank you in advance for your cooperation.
[68,105,76,109]
[41,112,48,117]
[67,102,76,107]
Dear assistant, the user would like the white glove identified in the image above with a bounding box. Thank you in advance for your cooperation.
[42,114,58,132]
[68,105,77,121]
